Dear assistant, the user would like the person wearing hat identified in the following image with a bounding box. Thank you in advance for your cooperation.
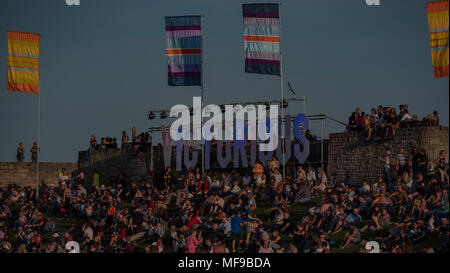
[30,142,39,162]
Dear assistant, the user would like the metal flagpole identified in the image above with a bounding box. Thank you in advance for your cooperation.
[279,3,286,180]
[36,33,42,201]
[321,112,324,169]
[302,95,306,114]
[200,15,205,174]
[36,81,40,201]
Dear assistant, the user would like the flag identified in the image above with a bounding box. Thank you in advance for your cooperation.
[7,31,40,94]
[165,16,202,86]
[426,0,449,78]
[288,82,296,95]
[243,3,280,76]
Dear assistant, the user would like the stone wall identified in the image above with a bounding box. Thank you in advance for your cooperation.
[0,162,78,187]
[6,126,443,189]
[327,126,449,183]
[78,149,149,186]
[78,140,329,186]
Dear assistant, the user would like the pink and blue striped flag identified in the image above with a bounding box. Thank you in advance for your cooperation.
[243,3,280,76]
[165,16,202,86]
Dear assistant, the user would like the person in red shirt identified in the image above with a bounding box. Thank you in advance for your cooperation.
[198,178,209,194]
[120,228,126,239]
[187,210,203,230]
[186,231,199,253]
[107,204,116,225]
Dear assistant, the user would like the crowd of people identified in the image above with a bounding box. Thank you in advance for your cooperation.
[347,105,440,141]
[88,127,152,156]
[1,136,448,253]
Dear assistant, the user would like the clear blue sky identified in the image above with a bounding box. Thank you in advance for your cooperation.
[0,0,448,162]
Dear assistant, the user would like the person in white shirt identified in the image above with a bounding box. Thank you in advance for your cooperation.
[271,169,282,184]
[268,155,280,173]
[255,174,266,187]
[242,173,252,187]
[359,180,371,194]
[317,168,328,186]
[306,166,317,182]
[219,218,231,236]
[230,181,241,194]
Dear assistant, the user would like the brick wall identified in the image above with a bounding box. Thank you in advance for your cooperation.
[78,149,149,186]
[77,141,330,186]
[0,162,78,187]
[327,126,449,183]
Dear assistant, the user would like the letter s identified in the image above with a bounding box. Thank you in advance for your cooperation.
[293,114,310,164]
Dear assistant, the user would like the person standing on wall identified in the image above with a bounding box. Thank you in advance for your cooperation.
[16,142,25,162]
[30,142,39,162]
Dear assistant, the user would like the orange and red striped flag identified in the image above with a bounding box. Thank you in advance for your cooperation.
[7,31,40,94]
[426,0,449,78]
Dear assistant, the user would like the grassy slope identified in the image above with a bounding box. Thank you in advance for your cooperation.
[5,197,440,253]
[252,197,440,253]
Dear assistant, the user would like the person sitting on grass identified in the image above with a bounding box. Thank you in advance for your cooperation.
[340,224,361,249]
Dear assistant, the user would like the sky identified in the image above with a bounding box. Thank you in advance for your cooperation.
[0,0,448,163]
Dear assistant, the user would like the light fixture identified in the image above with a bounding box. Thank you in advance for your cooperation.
[160,111,167,119]
[148,112,155,120]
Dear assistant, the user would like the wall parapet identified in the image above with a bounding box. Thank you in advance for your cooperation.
[327,126,449,183]
[0,162,78,187]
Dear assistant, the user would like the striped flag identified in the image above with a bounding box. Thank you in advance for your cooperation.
[426,0,449,78]
[165,16,202,86]
[243,3,280,76]
[7,31,40,94]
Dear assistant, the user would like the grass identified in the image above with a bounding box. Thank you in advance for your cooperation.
[252,197,441,253]
[4,197,441,253]
[5,203,84,245]
[412,231,440,252]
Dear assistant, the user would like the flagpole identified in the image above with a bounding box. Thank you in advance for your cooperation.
[36,81,40,201]
[279,3,286,180]
[200,15,205,175]
[36,33,42,202]
[303,95,306,114]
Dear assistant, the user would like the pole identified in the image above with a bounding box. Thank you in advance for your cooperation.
[36,33,42,201]
[321,113,324,169]
[279,3,286,180]
[302,96,306,114]
[150,128,154,172]
[36,85,40,201]
[200,15,205,174]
